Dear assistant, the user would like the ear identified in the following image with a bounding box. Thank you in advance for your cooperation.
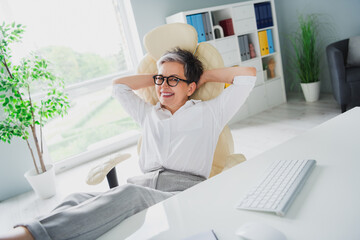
[187,82,197,96]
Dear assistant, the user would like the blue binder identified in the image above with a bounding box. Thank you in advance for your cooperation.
[255,4,261,29]
[266,2,273,27]
[266,29,274,53]
[189,15,198,41]
[195,14,206,42]
[186,15,192,26]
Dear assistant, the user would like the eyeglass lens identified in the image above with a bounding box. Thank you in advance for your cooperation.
[154,76,179,87]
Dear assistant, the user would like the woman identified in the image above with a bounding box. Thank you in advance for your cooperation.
[2,48,256,240]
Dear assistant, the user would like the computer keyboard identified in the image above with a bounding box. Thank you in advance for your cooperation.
[236,159,316,216]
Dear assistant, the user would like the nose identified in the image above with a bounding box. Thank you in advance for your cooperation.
[161,79,170,88]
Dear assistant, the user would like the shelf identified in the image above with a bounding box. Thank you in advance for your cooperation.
[266,76,282,83]
[257,26,274,32]
[261,52,277,59]
[166,0,286,121]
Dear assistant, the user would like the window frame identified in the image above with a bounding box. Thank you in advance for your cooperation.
[42,0,144,173]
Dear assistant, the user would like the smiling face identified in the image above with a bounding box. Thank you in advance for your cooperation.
[155,61,196,114]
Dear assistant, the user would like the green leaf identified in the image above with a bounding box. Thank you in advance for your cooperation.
[3,97,9,106]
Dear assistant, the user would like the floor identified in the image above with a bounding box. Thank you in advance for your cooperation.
[0,93,340,234]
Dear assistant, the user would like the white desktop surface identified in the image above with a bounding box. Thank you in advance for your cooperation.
[98,107,360,240]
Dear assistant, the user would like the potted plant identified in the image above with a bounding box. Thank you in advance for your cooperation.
[0,22,70,198]
[289,14,321,102]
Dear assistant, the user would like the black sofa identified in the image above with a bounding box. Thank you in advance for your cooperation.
[326,39,360,113]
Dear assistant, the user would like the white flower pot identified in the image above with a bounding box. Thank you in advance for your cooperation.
[300,81,321,102]
[24,164,56,199]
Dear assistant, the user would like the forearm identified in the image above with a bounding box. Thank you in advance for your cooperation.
[112,74,154,90]
[200,66,256,85]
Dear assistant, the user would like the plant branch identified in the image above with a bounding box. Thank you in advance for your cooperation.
[25,136,39,175]
[40,104,43,154]
[31,125,46,173]
[27,86,46,173]
[0,49,14,79]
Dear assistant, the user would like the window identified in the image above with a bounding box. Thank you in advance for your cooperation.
[1,0,142,172]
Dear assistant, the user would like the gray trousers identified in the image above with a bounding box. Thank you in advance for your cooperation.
[17,169,206,240]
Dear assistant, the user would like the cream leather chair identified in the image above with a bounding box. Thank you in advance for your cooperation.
[87,23,246,188]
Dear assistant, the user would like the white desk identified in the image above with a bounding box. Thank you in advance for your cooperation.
[99,107,360,240]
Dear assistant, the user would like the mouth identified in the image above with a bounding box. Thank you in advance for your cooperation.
[161,92,174,98]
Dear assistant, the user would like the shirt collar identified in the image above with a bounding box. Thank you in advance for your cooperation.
[155,99,202,112]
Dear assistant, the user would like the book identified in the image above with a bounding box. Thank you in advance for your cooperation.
[219,18,234,36]
[183,229,218,240]
[258,30,269,56]
[266,29,274,53]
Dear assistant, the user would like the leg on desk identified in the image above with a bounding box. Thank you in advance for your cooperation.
[11,184,174,240]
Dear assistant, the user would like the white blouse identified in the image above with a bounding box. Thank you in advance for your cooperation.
[112,75,256,178]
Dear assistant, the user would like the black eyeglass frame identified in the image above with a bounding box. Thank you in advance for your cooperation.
[153,75,192,87]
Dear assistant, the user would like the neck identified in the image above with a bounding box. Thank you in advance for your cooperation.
[162,100,188,115]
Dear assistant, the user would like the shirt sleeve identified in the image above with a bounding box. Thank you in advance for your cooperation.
[112,84,152,126]
[205,75,256,130]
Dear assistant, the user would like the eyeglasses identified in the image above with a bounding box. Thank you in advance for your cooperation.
[153,75,191,87]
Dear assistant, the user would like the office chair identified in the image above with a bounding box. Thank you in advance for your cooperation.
[86,23,246,188]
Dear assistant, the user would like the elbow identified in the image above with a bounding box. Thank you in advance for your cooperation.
[249,67,256,76]
[112,78,120,85]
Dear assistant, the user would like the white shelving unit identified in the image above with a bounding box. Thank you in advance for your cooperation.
[166,0,286,123]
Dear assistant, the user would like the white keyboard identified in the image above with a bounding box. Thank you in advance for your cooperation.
[236,159,316,216]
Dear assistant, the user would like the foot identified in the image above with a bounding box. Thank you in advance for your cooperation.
[86,153,131,185]
[0,227,34,240]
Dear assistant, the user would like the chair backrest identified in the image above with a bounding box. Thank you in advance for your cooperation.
[135,23,235,177]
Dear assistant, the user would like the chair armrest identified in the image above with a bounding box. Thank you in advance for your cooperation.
[326,40,350,104]
[86,153,131,185]
[223,153,246,171]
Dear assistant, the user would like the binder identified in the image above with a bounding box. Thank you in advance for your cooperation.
[186,15,192,26]
[254,4,261,29]
[204,12,214,40]
[195,14,206,42]
[263,3,269,27]
[260,3,267,28]
[238,35,246,61]
[266,2,273,27]
[258,30,269,56]
[244,35,251,60]
[189,15,196,34]
[202,13,209,41]
[266,29,274,54]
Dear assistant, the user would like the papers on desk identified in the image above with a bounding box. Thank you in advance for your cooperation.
[182,229,218,240]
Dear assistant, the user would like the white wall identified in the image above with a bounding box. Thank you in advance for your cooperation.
[275,0,360,93]
[0,138,33,201]
[129,0,244,53]
[2,0,360,200]
[130,0,360,93]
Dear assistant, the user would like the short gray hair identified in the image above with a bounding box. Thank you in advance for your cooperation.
[157,48,203,84]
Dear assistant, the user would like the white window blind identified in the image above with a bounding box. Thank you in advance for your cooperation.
[0,0,142,172]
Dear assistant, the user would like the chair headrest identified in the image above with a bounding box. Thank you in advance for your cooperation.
[144,23,198,61]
